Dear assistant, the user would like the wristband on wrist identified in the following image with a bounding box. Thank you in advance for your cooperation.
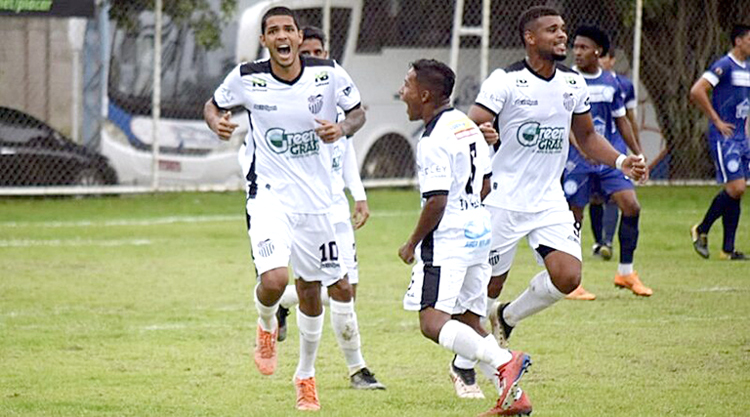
[615,154,626,170]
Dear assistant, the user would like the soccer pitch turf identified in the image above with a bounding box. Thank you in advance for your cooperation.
[0,186,748,416]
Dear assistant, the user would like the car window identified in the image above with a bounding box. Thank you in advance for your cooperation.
[0,117,50,145]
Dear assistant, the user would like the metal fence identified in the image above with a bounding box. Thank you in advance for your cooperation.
[0,0,748,195]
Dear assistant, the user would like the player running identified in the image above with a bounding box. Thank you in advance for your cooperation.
[398,59,533,417]
[274,25,385,391]
[462,6,647,354]
[204,7,369,411]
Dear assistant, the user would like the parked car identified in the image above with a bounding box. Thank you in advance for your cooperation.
[0,107,117,186]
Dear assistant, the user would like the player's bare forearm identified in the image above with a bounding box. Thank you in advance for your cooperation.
[571,113,620,167]
[690,78,735,137]
[625,109,641,150]
[204,98,237,141]
[615,116,642,155]
[398,195,446,264]
[340,106,366,137]
[480,177,491,201]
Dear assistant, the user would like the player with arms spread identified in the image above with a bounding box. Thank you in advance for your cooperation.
[398,59,533,417]
[689,24,750,261]
[463,6,647,352]
[203,7,367,411]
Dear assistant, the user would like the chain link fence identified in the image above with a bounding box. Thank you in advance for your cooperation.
[0,0,748,194]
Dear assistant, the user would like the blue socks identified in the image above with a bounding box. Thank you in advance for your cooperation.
[619,214,639,264]
[602,201,619,246]
[721,194,741,253]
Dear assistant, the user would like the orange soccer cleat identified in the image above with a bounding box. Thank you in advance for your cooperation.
[294,376,321,411]
[614,271,653,297]
[565,285,597,301]
[254,323,278,375]
[479,387,532,416]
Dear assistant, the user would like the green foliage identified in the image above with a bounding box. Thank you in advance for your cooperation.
[109,0,237,50]
[0,188,749,416]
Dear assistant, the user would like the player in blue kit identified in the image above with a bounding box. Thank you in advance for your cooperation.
[563,25,652,299]
[689,24,750,261]
[588,48,642,262]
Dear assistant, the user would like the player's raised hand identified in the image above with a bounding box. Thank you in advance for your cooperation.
[213,111,238,141]
[715,119,735,138]
[478,122,499,146]
[314,118,343,143]
[621,155,649,184]
[352,200,370,230]
[398,241,415,264]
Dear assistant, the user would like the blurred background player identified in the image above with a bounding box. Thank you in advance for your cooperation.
[464,7,647,357]
[204,7,368,411]
[398,58,532,416]
[562,25,652,300]
[689,24,750,261]
[588,47,641,261]
[275,26,385,391]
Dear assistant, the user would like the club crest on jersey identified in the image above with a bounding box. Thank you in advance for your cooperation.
[315,71,330,85]
[257,239,274,257]
[265,127,320,157]
[308,94,324,114]
[565,75,578,85]
[737,98,749,119]
[516,121,564,153]
[563,92,575,111]
[516,78,529,87]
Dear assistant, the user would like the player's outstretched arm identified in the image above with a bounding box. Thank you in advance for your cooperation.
[689,78,734,137]
[203,99,238,141]
[398,195,447,264]
[572,112,647,182]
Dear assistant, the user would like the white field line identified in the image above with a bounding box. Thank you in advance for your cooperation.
[0,238,152,248]
[0,210,418,229]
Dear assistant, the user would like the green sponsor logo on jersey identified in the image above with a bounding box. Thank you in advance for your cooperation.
[265,128,320,157]
[516,121,564,153]
[251,77,267,88]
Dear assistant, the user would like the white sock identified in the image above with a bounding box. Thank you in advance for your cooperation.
[453,354,477,370]
[618,263,633,275]
[295,307,324,379]
[329,299,365,375]
[438,320,511,369]
[476,336,503,393]
[320,289,330,306]
[279,284,299,309]
[504,270,564,327]
[254,283,278,332]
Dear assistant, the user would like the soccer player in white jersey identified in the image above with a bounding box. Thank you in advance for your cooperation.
[274,26,385,391]
[398,59,533,417]
[203,7,368,411]
[464,6,647,349]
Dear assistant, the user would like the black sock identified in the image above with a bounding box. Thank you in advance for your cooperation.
[619,214,639,264]
[590,203,603,244]
[722,195,741,253]
[602,201,619,245]
[698,190,732,234]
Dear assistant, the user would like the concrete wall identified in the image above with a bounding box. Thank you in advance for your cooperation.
[0,17,75,139]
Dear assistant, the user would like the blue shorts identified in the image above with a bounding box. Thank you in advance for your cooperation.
[563,166,634,208]
[708,135,750,183]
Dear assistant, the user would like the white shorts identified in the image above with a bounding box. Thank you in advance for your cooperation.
[487,205,581,276]
[334,220,359,284]
[246,199,343,287]
[403,261,490,316]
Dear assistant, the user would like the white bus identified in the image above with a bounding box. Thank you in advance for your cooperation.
[101,0,528,186]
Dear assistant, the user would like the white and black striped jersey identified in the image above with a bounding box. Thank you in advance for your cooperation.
[416,108,492,267]
[213,56,361,213]
[475,60,590,212]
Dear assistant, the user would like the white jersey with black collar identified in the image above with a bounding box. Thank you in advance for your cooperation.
[213,56,361,214]
[475,60,590,213]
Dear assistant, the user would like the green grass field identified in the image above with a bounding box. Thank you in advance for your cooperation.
[1,186,749,416]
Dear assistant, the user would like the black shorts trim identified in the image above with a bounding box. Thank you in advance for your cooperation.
[420,265,441,311]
